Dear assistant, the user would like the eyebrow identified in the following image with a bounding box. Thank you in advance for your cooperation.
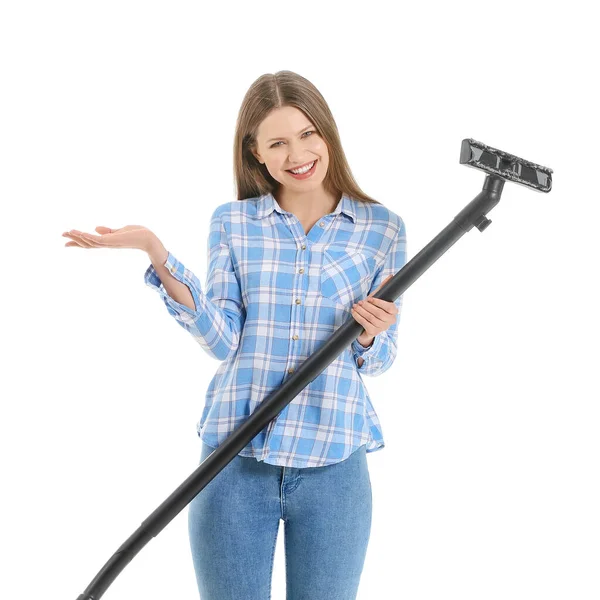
[267,125,313,143]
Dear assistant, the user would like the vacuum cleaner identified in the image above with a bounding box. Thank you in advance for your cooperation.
[74,138,553,599]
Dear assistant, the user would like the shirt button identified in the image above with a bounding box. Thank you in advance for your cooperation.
[299,268,304,274]
[292,334,299,340]
[170,266,176,273]
[301,244,306,250]
[295,298,301,305]
[319,221,325,227]
[288,367,295,374]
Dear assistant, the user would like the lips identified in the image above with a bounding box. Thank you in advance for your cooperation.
[286,159,317,172]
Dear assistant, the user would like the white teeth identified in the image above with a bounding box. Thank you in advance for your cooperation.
[289,160,315,174]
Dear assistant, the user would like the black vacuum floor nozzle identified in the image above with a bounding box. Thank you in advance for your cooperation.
[460,138,553,192]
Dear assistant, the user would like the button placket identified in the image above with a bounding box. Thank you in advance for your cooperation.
[288,240,306,380]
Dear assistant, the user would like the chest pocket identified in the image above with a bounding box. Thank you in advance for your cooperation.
[320,248,378,307]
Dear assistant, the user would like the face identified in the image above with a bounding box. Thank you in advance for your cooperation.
[252,105,329,193]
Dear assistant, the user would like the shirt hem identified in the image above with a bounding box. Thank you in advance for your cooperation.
[198,429,384,468]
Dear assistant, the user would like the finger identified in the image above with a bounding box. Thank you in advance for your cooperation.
[80,231,125,245]
[82,230,132,246]
[375,274,393,291]
[63,232,94,248]
[365,296,398,315]
[350,306,369,331]
[352,302,385,328]
[79,232,108,245]
[360,298,390,322]
[361,298,390,323]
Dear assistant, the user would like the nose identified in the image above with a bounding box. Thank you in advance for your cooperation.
[286,140,314,164]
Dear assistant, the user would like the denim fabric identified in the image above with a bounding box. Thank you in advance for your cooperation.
[188,440,372,600]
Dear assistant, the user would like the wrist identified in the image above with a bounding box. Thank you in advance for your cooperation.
[357,334,375,348]
[147,236,168,263]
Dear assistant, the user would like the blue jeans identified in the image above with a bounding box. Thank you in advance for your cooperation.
[188,440,373,600]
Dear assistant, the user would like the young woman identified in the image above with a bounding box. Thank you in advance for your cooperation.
[62,70,407,600]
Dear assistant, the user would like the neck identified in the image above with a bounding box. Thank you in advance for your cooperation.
[276,188,341,218]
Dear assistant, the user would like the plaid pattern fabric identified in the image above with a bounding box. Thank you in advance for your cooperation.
[145,192,407,467]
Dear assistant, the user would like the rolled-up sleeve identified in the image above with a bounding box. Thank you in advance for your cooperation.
[144,205,246,361]
[352,217,407,376]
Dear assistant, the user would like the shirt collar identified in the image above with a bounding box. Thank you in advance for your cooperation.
[253,191,356,223]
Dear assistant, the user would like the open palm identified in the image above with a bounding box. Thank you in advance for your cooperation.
[62,225,155,252]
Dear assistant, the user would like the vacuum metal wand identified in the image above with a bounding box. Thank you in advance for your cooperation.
[75,138,553,599]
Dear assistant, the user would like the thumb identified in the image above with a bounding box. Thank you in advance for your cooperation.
[370,274,393,296]
[377,274,393,289]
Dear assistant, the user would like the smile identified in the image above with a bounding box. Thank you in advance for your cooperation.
[286,159,318,179]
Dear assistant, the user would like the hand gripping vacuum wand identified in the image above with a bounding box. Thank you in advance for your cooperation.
[75,139,553,600]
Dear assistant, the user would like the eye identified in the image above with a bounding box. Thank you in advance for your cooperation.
[270,130,316,148]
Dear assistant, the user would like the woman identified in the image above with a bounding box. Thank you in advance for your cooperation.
[62,70,407,600]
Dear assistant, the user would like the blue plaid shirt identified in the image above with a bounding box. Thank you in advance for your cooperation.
[144,192,407,467]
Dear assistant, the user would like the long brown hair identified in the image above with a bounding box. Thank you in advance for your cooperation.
[233,70,381,206]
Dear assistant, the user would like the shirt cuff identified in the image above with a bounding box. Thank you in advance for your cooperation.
[144,251,202,318]
[351,334,383,361]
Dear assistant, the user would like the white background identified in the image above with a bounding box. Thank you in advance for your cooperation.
[1,1,598,599]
